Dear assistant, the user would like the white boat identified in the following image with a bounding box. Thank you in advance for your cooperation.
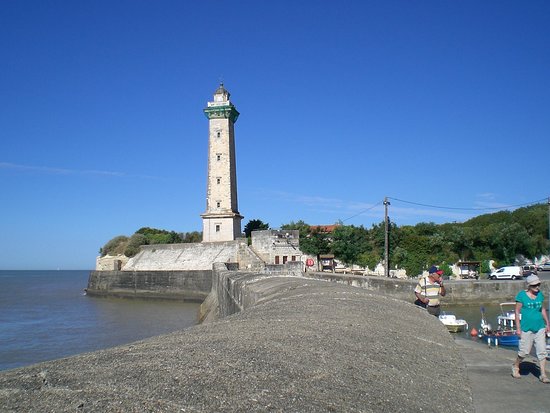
[496,302,518,328]
[439,312,468,333]
[480,303,520,347]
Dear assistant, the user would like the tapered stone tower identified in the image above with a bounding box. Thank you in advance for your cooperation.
[201,84,243,242]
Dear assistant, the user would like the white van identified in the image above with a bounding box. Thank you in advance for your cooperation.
[489,266,522,280]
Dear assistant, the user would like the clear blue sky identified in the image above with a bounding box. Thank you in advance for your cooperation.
[1,1,549,269]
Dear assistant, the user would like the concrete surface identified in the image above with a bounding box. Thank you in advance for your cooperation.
[3,274,548,413]
[455,337,550,413]
[0,278,474,412]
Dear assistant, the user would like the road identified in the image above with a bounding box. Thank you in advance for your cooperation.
[536,269,550,281]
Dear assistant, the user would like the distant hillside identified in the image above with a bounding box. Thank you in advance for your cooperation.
[282,203,549,277]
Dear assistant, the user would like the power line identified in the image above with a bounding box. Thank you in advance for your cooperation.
[341,201,384,223]
[338,196,547,224]
[388,197,548,211]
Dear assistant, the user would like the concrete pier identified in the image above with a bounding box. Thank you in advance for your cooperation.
[455,337,549,413]
[0,276,474,412]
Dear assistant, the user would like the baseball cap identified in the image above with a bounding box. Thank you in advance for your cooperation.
[429,265,444,276]
[525,274,541,286]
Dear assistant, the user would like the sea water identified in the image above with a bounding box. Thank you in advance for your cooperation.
[0,270,200,371]
[443,303,504,336]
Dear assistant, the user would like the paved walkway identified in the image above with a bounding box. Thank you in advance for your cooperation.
[455,337,549,413]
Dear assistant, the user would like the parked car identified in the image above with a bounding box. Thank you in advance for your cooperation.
[489,266,523,280]
[522,265,538,276]
[537,263,550,272]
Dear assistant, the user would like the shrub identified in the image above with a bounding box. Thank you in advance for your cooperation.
[100,236,129,257]
[123,233,148,257]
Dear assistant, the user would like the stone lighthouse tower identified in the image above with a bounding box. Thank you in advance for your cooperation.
[201,84,243,242]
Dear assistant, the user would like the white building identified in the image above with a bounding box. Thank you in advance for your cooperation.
[251,230,302,265]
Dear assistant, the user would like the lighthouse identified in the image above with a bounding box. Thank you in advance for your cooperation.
[201,84,243,242]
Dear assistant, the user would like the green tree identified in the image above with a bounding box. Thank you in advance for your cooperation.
[330,225,369,266]
[280,220,332,256]
[439,263,453,278]
[480,260,492,275]
[391,229,431,277]
[281,220,311,234]
[491,222,531,264]
[302,227,331,256]
[182,231,202,243]
[357,250,380,271]
[244,219,269,238]
[135,227,184,245]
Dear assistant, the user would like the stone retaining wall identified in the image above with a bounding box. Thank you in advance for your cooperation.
[87,270,211,302]
[304,272,549,304]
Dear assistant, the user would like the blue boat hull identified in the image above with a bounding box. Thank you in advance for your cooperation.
[482,333,519,347]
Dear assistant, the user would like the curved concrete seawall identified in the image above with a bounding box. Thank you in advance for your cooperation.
[1,269,474,412]
[200,266,548,323]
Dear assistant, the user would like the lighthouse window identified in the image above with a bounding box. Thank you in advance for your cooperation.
[216,201,221,208]
[216,154,221,161]
[216,177,221,184]
[215,224,220,232]
[217,132,221,138]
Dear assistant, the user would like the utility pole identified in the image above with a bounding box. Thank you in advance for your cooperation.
[547,197,550,243]
[384,197,390,277]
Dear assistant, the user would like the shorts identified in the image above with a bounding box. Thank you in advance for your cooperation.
[518,328,548,360]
